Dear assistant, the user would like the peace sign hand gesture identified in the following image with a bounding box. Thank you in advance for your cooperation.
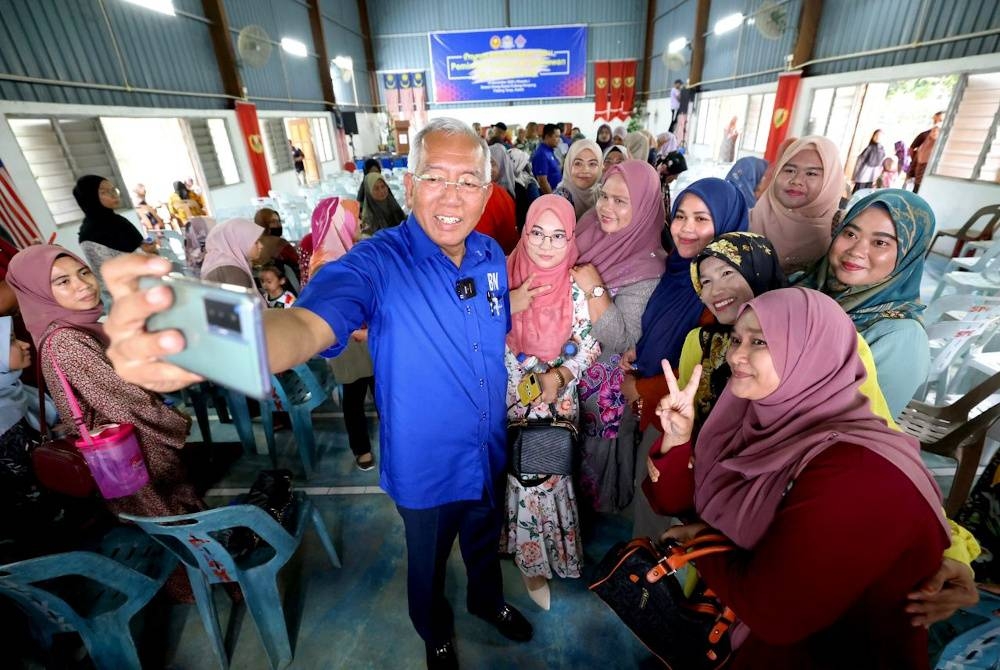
[509,273,552,315]
[656,359,702,452]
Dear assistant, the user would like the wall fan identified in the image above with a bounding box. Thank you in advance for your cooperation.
[662,49,687,72]
[237,25,273,68]
[753,0,788,40]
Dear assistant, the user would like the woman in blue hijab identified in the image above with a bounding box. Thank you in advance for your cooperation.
[724,156,768,208]
[793,189,935,417]
[623,177,750,433]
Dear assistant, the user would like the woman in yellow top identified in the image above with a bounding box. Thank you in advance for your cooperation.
[167,181,206,226]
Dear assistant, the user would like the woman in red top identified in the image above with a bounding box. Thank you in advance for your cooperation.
[647,287,949,669]
[476,146,519,254]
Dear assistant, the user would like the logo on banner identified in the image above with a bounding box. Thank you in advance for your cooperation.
[413,72,424,87]
[773,108,789,128]
[597,77,607,88]
[249,135,264,153]
[400,73,411,88]
[489,35,501,49]
[624,76,635,87]
[612,77,622,88]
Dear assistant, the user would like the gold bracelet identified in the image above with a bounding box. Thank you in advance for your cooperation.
[552,366,567,390]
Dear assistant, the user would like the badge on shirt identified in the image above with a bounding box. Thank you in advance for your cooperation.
[486,271,503,317]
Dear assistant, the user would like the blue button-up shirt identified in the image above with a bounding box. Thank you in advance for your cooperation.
[531,143,562,190]
[296,215,510,509]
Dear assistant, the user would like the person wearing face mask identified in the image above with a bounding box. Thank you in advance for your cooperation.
[553,138,602,220]
[253,208,301,286]
[503,195,600,610]
[641,288,952,667]
[750,136,845,273]
[793,190,934,418]
[73,175,149,308]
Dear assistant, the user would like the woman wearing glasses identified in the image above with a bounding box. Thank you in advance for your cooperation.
[504,195,600,610]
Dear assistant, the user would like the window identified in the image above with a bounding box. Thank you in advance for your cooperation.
[259,117,293,174]
[740,93,775,154]
[310,117,335,163]
[187,119,240,187]
[9,117,129,226]
[935,72,1000,183]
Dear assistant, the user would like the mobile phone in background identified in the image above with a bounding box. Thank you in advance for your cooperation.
[516,373,543,405]
[138,274,272,399]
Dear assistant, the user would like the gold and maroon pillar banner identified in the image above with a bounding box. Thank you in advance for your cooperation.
[620,60,638,121]
[234,101,271,198]
[594,61,610,120]
[764,71,802,163]
[608,61,625,121]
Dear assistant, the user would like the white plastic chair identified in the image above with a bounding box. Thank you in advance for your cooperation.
[923,294,1000,327]
[932,254,1000,299]
[919,318,1000,402]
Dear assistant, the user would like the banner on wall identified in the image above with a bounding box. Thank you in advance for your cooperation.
[593,61,610,120]
[0,159,43,247]
[428,25,586,103]
[608,61,625,120]
[382,73,401,117]
[620,60,638,121]
[234,102,271,198]
[764,71,803,163]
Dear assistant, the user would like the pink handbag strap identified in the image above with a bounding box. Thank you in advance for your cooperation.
[41,327,95,446]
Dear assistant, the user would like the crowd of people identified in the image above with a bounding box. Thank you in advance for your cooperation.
[0,112,987,670]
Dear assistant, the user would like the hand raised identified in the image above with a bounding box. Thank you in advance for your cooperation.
[656,360,702,447]
[509,273,551,315]
[618,348,637,372]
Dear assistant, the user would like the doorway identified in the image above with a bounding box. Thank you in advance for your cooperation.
[286,118,321,185]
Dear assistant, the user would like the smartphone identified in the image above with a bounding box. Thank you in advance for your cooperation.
[516,373,542,405]
[138,274,272,399]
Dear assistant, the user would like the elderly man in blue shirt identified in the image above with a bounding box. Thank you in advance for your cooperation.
[100,117,532,670]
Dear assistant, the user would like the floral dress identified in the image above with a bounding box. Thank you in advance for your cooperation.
[502,281,600,579]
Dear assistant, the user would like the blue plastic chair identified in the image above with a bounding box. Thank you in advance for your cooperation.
[120,492,340,670]
[262,361,338,472]
[0,526,176,670]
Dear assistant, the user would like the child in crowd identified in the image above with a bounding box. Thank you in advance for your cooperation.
[259,264,296,309]
[877,156,899,189]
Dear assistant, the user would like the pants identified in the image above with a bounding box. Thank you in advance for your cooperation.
[342,376,374,457]
[396,486,505,645]
[913,162,928,193]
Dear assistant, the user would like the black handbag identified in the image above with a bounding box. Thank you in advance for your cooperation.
[225,469,298,558]
[589,534,736,670]
[507,406,578,484]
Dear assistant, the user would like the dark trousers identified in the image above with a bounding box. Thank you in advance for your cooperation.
[396,487,505,645]
[342,376,374,457]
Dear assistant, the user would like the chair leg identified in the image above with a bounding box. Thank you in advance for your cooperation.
[77,617,143,670]
[946,437,986,517]
[261,402,278,469]
[224,390,258,456]
[309,503,342,568]
[240,573,292,670]
[931,278,948,301]
[289,407,316,472]
[187,568,230,670]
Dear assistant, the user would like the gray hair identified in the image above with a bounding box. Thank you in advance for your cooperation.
[409,117,492,183]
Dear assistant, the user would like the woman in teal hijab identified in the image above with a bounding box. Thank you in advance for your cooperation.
[794,189,935,417]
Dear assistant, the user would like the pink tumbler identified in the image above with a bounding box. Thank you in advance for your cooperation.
[75,424,149,499]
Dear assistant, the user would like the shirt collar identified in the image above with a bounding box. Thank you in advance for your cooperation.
[402,213,494,269]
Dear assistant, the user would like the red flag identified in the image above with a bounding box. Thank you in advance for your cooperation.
[594,61,610,121]
[609,62,625,121]
[234,102,272,198]
[764,71,803,163]
[620,60,638,121]
[0,159,44,248]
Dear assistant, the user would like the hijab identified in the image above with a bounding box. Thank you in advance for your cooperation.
[6,245,108,348]
[360,173,406,235]
[612,125,628,143]
[596,123,614,151]
[0,316,58,434]
[694,287,949,550]
[74,175,144,253]
[633,178,749,376]
[575,160,666,290]
[509,148,538,189]
[199,218,262,283]
[311,196,356,262]
[603,145,629,163]
[725,157,768,208]
[489,144,516,197]
[624,132,650,165]
[560,139,602,219]
[173,181,190,199]
[507,195,580,361]
[656,132,679,157]
[793,189,934,331]
[750,135,844,272]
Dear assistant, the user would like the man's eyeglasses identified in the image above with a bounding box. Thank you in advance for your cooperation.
[412,173,488,197]
[527,230,569,249]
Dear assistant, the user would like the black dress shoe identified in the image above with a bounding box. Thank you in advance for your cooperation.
[474,603,533,642]
[425,640,459,670]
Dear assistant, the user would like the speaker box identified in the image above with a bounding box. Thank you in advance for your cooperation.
[341,111,359,135]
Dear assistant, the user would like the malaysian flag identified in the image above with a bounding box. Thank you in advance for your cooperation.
[0,159,43,248]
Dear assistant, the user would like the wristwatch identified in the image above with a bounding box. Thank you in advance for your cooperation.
[586,286,606,300]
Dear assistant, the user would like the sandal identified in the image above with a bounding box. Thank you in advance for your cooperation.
[355,453,375,472]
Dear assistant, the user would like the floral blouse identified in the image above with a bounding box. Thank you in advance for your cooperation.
[505,280,601,422]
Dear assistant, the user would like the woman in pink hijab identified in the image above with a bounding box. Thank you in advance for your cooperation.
[645,287,949,667]
[503,194,601,609]
[200,218,265,289]
[750,136,845,273]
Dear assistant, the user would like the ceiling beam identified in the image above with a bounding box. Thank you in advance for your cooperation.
[792,0,824,70]
[308,1,337,109]
[688,0,711,88]
[201,0,243,101]
[356,0,379,112]
[640,0,656,100]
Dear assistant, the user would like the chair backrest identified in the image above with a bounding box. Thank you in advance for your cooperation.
[962,241,1000,273]
[922,319,999,400]
[957,204,1000,239]
[924,294,1000,327]
[270,362,331,412]
[120,505,297,585]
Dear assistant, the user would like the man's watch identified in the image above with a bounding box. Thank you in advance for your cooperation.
[586,286,606,300]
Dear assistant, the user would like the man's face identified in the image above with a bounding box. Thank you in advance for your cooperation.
[544,132,560,148]
[404,132,491,258]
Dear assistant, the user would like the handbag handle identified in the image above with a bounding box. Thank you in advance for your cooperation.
[39,328,95,446]
[646,533,735,584]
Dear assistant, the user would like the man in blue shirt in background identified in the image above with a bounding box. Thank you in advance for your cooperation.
[530,123,562,194]
[101,118,532,670]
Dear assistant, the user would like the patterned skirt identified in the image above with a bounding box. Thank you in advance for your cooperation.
[501,474,583,579]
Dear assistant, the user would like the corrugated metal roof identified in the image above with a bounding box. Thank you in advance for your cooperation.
[649,0,696,97]
[700,0,801,91]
